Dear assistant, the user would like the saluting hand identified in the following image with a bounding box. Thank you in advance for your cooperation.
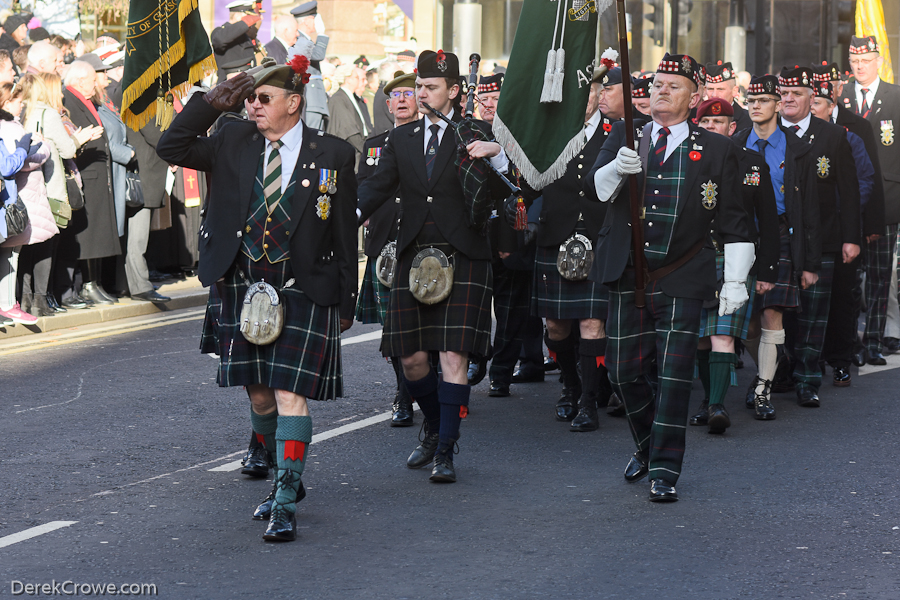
[204,72,255,112]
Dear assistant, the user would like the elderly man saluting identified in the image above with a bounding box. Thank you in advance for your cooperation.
[586,54,754,502]
[156,57,358,542]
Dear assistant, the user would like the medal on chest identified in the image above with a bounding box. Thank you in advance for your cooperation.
[743,172,760,186]
[366,146,382,166]
[881,120,894,146]
[318,168,338,194]
[816,156,830,178]
[701,180,718,210]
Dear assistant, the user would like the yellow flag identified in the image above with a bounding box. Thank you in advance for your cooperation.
[856,0,894,83]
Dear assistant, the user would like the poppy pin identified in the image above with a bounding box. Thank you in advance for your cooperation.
[689,151,701,161]
[602,122,612,132]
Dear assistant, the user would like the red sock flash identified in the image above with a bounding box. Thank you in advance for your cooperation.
[284,440,306,461]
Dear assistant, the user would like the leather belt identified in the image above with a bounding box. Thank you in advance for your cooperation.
[645,239,706,282]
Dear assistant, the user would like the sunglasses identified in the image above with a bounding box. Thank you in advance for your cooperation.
[248,91,290,104]
[389,90,415,98]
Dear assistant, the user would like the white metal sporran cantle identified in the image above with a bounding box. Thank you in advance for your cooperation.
[375,241,397,287]
[409,247,454,304]
[240,280,289,345]
[557,233,594,281]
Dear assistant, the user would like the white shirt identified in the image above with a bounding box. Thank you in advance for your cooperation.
[650,120,689,163]
[831,104,840,123]
[855,77,881,113]
[781,112,812,137]
[264,118,304,195]
[584,111,602,142]
[423,108,509,173]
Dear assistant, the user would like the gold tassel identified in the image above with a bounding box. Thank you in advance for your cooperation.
[155,91,175,131]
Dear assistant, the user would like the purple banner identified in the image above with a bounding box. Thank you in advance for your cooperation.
[393,0,414,20]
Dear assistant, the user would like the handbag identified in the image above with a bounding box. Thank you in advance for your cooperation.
[125,170,144,209]
[47,198,71,228]
[4,195,29,237]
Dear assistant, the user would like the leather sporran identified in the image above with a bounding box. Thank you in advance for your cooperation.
[557,233,594,281]
[409,247,454,304]
[375,241,397,287]
[239,281,285,345]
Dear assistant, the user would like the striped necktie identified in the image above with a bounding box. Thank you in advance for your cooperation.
[264,140,282,209]
[860,88,870,117]
[654,127,670,167]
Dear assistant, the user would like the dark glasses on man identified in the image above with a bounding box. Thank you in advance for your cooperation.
[248,92,289,104]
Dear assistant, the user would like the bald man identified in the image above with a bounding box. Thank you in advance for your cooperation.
[26,40,63,75]
[264,15,298,65]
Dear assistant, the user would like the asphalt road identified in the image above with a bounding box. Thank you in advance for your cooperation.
[1,307,898,599]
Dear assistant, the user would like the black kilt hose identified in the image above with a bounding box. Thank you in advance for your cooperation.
[381,220,493,358]
[215,254,342,400]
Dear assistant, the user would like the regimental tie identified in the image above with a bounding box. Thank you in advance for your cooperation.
[654,127,670,168]
[860,88,870,118]
[756,138,768,154]
[265,140,283,210]
[426,123,440,180]
[789,125,801,135]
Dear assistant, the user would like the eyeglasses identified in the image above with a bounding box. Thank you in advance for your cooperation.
[248,91,290,104]
[389,90,415,98]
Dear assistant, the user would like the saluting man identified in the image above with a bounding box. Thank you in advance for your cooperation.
[587,54,754,502]
[157,57,358,542]
[211,1,263,83]
[356,69,420,426]
[358,50,510,484]
[289,1,330,130]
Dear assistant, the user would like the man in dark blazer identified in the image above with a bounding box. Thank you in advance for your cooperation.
[779,66,860,408]
[156,59,358,543]
[327,64,371,160]
[586,53,754,502]
[839,36,900,364]
[704,62,752,134]
[263,14,298,65]
[357,50,510,484]
[210,1,262,82]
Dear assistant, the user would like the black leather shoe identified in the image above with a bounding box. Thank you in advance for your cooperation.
[746,377,761,409]
[488,381,510,397]
[797,386,820,408]
[543,356,559,372]
[253,479,306,521]
[751,379,776,420]
[46,294,66,312]
[467,358,487,386]
[884,337,900,355]
[606,392,626,417]
[832,367,851,387]
[241,445,270,478]
[82,282,115,306]
[391,392,414,427]
[555,385,580,421]
[867,351,887,366]
[707,404,731,434]
[132,290,172,302]
[570,395,599,432]
[624,452,649,482]
[61,295,89,309]
[511,365,544,383]
[649,478,678,502]
[852,348,867,367]
[407,428,439,469]
[262,506,297,542]
[429,449,456,483]
[689,401,709,426]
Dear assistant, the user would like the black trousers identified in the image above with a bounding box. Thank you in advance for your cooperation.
[822,255,862,369]
[489,260,543,384]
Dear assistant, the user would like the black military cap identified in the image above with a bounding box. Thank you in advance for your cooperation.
[656,53,702,88]
[397,49,416,63]
[291,1,318,18]
[416,49,459,79]
[705,61,735,83]
[811,61,841,83]
[779,66,814,89]
[477,73,503,94]
[594,66,622,86]
[631,75,653,98]
[850,35,879,55]
[747,74,781,97]
[814,80,834,102]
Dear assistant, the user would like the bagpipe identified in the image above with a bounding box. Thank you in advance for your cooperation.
[421,53,521,233]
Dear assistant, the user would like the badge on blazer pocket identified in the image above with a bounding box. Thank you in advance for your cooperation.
[816,156,831,178]
[881,120,894,146]
[701,180,718,209]
[409,247,454,304]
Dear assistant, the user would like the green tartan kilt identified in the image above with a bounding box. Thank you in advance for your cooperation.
[355,258,391,325]
[214,254,343,400]
[532,243,608,320]
[199,286,221,355]
[699,253,757,339]
[756,226,800,311]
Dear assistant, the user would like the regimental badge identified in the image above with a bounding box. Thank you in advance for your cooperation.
[743,172,760,186]
[316,195,331,220]
[711,103,722,115]
[868,39,876,51]
[318,169,338,194]
[801,73,809,86]
[816,156,830,178]
[701,180,718,209]
[436,50,448,72]
[682,55,692,74]
[881,120,894,146]
[723,68,730,79]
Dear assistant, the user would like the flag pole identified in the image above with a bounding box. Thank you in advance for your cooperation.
[615,0,647,308]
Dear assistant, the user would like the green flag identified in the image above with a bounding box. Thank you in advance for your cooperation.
[122,0,217,131]
[494,0,608,189]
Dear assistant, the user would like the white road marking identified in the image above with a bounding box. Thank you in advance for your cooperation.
[208,410,396,471]
[858,352,900,376]
[0,521,78,549]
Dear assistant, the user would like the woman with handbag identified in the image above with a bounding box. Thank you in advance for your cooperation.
[0,81,51,325]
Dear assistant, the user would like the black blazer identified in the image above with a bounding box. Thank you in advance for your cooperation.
[264,38,288,65]
[585,120,752,300]
[803,116,861,251]
[357,112,500,260]
[210,20,258,81]
[839,79,900,225]
[729,144,780,283]
[156,95,359,319]
[732,101,753,136]
[835,105,885,237]
[358,131,399,257]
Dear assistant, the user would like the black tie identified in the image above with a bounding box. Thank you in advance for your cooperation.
[756,139,768,154]
[860,88,870,117]
[425,124,440,180]
[654,127,671,167]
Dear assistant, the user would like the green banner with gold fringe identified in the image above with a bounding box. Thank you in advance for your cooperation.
[122,0,217,131]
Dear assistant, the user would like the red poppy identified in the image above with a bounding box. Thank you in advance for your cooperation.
[689,151,701,161]
[289,54,310,75]
[602,122,612,132]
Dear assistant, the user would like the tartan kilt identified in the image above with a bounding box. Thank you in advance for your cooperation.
[199,286,221,355]
[533,242,608,320]
[355,258,391,325]
[699,254,757,339]
[213,253,343,400]
[756,226,799,311]
[381,222,493,358]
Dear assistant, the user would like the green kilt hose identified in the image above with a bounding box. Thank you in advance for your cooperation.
[381,220,493,358]
[533,242,609,320]
[215,255,343,400]
[699,254,757,339]
[863,223,900,354]
[757,225,801,311]
[791,254,836,391]
[356,259,391,325]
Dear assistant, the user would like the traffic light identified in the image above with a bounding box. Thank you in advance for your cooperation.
[832,0,855,45]
[678,0,693,36]
[645,0,665,47]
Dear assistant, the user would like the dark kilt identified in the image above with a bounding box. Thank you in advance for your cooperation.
[699,253,757,339]
[381,221,492,358]
[355,258,390,325]
[199,286,221,355]
[214,253,342,400]
[533,241,608,320]
[756,225,799,311]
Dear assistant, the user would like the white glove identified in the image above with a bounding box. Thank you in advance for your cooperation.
[718,241,755,316]
[592,159,626,203]
[314,14,326,35]
[615,146,642,176]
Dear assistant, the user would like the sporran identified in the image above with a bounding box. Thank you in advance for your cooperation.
[557,233,594,281]
[239,277,294,345]
[409,247,454,304]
